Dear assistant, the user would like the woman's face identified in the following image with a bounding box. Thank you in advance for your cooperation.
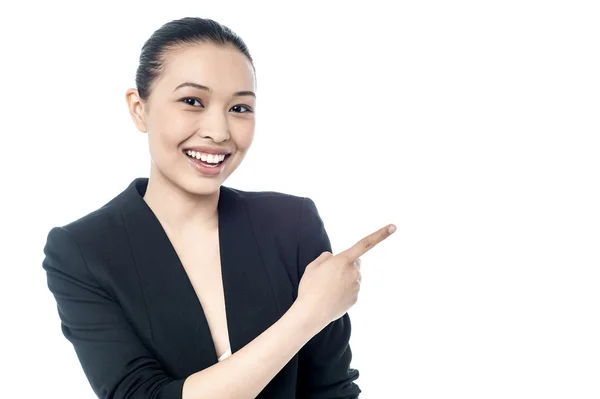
[126,42,256,196]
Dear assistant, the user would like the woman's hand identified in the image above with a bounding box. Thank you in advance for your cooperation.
[296,224,396,329]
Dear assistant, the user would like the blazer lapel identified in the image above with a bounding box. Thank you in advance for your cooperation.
[218,186,283,354]
[118,178,281,376]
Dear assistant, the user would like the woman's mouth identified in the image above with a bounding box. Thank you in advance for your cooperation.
[183,150,231,175]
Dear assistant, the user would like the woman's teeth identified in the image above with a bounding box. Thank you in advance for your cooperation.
[185,150,226,164]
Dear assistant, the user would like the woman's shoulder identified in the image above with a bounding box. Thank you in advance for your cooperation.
[226,186,325,235]
[44,179,141,250]
[224,185,303,201]
[226,186,309,220]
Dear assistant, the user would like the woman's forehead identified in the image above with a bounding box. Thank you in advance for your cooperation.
[158,43,255,92]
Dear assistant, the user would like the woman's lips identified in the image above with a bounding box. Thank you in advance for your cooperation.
[184,152,230,176]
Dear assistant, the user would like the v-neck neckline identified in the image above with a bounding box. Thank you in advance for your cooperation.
[157,215,231,361]
[117,178,282,373]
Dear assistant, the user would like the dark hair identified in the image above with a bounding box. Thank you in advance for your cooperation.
[135,17,254,100]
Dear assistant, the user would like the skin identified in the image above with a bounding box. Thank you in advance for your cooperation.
[124,41,396,398]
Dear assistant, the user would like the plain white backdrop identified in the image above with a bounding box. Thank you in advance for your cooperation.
[0,1,599,398]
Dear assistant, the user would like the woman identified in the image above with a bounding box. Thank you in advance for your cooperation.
[42,17,395,399]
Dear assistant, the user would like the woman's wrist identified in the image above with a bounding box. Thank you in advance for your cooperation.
[289,298,327,338]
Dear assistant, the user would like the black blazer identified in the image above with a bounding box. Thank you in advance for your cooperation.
[42,178,361,399]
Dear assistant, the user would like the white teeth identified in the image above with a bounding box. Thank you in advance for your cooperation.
[185,150,226,164]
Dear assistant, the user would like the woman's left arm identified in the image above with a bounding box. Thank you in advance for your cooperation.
[296,197,362,399]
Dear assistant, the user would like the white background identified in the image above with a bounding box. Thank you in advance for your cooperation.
[0,1,599,398]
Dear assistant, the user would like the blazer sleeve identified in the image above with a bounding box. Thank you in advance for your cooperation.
[42,226,186,399]
[296,198,362,399]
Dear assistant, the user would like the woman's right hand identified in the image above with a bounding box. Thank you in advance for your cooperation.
[296,224,396,329]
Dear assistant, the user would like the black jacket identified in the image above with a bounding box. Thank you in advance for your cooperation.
[42,178,361,398]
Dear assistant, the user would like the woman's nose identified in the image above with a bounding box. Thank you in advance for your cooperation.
[199,110,229,142]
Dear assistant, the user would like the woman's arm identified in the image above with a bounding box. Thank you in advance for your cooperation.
[43,226,325,399]
[182,299,321,398]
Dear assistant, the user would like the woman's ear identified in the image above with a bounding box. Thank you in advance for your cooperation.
[125,88,147,133]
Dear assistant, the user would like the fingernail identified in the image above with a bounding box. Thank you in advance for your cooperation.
[388,225,396,234]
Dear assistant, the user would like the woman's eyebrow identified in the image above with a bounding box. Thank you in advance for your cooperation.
[233,90,256,98]
[174,82,255,97]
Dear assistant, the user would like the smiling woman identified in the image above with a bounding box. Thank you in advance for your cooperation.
[40,16,391,399]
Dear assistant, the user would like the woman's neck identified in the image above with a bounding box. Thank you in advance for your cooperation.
[143,169,219,235]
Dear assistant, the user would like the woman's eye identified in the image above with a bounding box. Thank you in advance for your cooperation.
[182,98,203,107]
[230,104,253,113]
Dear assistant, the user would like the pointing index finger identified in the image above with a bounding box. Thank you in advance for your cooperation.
[343,224,396,261]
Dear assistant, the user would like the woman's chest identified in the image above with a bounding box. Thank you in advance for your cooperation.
[171,231,231,360]
[96,213,300,379]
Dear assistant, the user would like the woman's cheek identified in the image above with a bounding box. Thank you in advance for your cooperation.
[234,122,256,150]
